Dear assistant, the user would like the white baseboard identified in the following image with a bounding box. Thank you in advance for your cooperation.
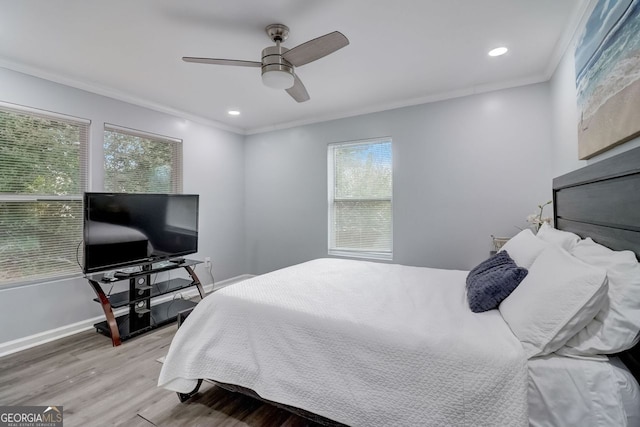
[0,274,254,358]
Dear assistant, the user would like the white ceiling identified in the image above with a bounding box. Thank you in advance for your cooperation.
[0,0,588,134]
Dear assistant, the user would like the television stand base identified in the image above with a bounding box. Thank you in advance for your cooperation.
[87,259,205,346]
[94,299,197,342]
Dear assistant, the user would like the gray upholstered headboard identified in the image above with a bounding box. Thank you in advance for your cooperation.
[553,145,640,382]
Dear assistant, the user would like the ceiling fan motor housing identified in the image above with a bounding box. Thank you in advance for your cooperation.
[261,45,294,88]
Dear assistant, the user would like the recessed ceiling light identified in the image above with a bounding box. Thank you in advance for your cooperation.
[488,47,508,57]
[228,110,241,116]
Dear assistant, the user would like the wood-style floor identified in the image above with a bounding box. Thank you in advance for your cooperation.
[0,320,322,426]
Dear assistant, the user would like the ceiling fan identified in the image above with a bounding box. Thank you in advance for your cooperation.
[182,24,349,103]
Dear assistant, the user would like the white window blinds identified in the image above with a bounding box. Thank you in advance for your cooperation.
[328,138,393,260]
[104,124,183,194]
[0,103,89,286]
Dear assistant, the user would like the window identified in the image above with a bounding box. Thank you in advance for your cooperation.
[328,138,392,260]
[104,124,183,194]
[0,102,89,286]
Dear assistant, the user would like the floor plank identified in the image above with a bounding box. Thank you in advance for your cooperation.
[0,322,323,426]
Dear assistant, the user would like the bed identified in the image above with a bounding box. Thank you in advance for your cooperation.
[158,145,640,426]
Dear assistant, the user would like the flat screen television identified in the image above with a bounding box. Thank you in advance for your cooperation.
[83,192,199,273]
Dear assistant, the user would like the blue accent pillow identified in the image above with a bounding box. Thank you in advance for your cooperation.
[466,250,528,313]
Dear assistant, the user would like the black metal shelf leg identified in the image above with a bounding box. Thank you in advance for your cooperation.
[177,379,203,402]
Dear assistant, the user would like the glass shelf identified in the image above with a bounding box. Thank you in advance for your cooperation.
[85,259,202,282]
[92,277,195,308]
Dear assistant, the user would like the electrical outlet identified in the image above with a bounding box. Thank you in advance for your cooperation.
[204,257,211,268]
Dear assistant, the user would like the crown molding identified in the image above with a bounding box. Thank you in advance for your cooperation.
[0,59,245,135]
[245,74,548,135]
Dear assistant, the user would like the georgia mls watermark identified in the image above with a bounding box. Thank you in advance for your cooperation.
[0,406,63,427]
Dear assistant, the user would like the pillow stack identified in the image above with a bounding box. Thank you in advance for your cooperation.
[535,222,580,252]
[468,224,640,360]
[465,229,545,315]
[498,244,607,358]
[557,238,640,357]
[498,229,547,269]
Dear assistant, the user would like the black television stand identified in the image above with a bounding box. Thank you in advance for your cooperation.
[86,259,205,346]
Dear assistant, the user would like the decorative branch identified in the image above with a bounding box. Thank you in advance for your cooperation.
[526,200,552,232]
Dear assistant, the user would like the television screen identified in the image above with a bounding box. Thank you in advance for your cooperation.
[83,193,199,273]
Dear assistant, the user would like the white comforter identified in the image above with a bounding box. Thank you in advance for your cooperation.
[158,258,528,426]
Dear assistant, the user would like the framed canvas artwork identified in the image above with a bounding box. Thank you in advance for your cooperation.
[575,0,640,159]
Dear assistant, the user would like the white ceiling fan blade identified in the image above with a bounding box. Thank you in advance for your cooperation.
[182,57,262,67]
[286,74,310,102]
[282,31,349,67]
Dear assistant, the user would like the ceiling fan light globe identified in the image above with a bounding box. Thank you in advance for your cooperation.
[262,70,295,89]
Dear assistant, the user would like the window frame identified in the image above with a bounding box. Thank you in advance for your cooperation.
[0,101,90,287]
[327,137,393,261]
[103,123,183,194]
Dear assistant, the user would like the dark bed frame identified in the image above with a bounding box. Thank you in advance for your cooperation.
[177,144,640,419]
[553,144,640,383]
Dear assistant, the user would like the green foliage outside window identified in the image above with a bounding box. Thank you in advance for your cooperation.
[0,108,86,285]
[0,110,182,286]
[330,140,393,257]
[104,129,181,194]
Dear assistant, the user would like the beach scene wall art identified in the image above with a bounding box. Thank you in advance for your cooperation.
[575,0,640,159]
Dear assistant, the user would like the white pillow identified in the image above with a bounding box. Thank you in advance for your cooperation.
[536,222,581,252]
[557,238,640,357]
[499,229,548,269]
[499,245,608,358]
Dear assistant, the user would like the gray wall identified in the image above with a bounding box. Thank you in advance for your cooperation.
[0,68,245,344]
[245,83,554,275]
